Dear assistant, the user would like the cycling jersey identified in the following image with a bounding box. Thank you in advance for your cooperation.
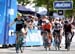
[53,23,62,31]
[64,24,72,32]
[14,18,24,31]
[42,23,52,32]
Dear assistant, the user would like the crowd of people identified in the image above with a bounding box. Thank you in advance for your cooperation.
[9,12,75,53]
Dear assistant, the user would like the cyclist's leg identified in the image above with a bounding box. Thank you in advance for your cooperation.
[55,31,61,50]
[67,32,72,51]
[16,31,22,53]
[42,31,47,47]
[43,38,48,51]
[70,32,74,42]
[47,32,52,50]
[58,31,61,48]
[53,31,56,46]
[65,32,69,49]
[54,35,58,50]
[60,31,62,48]
[53,31,55,46]
[43,31,49,50]
[55,30,61,50]
[53,31,58,50]
[16,32,19,53]
[19,33,24,53]
[58,34,61,50]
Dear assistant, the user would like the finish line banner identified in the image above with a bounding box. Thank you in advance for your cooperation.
[53,1,73,10]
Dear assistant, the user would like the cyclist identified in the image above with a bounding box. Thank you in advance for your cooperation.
[9,13,24,53]
[42,20,52,50]
[53,19,62,50]
[63,20,73,51]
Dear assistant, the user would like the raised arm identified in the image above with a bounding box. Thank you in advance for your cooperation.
[9,21,16,27]
[71,16,74,23]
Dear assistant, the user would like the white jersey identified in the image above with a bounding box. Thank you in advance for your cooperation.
[53,22,62,31]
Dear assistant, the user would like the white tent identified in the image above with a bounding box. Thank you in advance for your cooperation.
[53,12,64,19]
[18,4,47,15]
[35,7,47,15]
[24,6,47,15]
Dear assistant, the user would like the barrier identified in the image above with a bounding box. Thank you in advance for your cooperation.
[23,29,43,46]
[0,0,17,46]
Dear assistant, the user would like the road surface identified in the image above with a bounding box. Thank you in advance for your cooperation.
[0,42,75,54]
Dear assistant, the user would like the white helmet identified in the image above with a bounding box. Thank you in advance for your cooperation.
[46,20,49,23]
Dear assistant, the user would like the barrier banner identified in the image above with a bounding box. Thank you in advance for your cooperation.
[53,1,73,10]
[23,29,43,46]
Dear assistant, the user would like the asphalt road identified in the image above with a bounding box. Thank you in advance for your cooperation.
[0,42,75,54]
[0,32,75,54]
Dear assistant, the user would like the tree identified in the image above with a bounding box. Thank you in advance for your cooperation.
[35,0,54,15]
[17,0,75,17]
[65,0,75,17]
[17,0,30,5]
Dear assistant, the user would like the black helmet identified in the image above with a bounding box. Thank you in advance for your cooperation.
[64,20,69,24]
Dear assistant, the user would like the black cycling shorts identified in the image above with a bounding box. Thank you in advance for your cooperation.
[53,30,60,37]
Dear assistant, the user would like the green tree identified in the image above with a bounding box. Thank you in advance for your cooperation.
[17,0,75,17]
[35,0,54,15]
[65,0,75,17]
[17,0,30,5]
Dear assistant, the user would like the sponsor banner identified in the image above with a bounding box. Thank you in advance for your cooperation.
[53,1,73,10]
[23,29,43,46]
